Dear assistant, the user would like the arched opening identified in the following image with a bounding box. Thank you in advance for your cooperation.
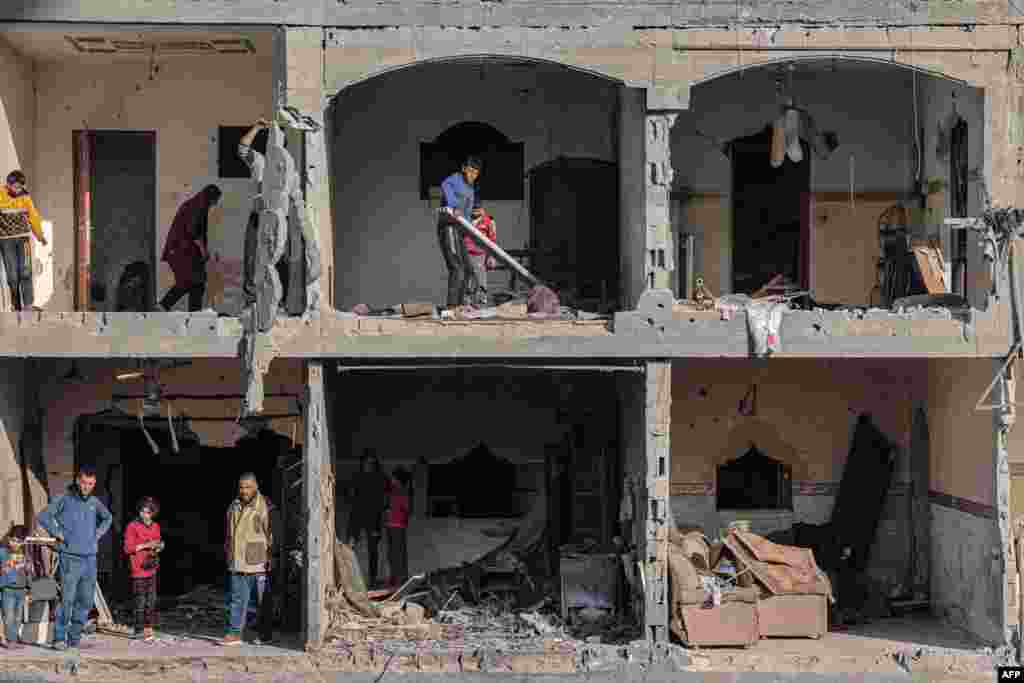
[327,57,622,313]
[672,58,986,309]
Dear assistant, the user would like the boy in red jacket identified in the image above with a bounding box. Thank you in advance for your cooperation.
[384,468,411,590]
[123,497,163,641]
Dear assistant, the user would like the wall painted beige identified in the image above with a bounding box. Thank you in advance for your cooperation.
[670,359,926,485]
[39,358,304,494]
[681,194,890,304]
[927,358,996,506]
[0,37,34,184]
[0,360,47,537]
[30,55,273,311]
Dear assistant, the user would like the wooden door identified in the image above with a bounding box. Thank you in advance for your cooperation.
[72,131,93,311]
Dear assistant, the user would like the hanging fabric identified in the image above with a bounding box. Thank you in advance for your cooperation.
[770,115,786,168]
[785,108,803,163]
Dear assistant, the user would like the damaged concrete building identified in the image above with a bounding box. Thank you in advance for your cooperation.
[0,0,1023,676]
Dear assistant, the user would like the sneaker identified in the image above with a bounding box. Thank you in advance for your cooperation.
[52,641,67,651]
[252,636,274,646]
[222,634,242,646]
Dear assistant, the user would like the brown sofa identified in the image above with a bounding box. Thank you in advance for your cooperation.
[667,528,759,647]
[668,528,832,645]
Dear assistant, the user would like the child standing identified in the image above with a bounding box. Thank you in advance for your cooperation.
[384,468,411,590]
[123,497,162,641]
[0,525,32,649]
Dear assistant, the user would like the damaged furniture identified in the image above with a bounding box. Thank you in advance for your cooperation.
[668,528,758,647]
[667,527,831,647]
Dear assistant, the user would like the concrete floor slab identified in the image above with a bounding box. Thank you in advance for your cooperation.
[0,616,1001,682]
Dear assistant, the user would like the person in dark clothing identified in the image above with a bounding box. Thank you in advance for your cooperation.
[345,449,389,586]
[384,468,411,590]
[37,465,113,651]
[437,157,481,310]
[158,184,222,312]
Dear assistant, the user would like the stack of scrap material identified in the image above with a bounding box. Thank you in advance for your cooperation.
[724,529,833,639]
[668,528,759,647]
[668,527,833,645]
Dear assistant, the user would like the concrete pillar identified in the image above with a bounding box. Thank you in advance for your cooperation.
[644,107,678,294]
[618,87,682,310]
[302,360,334,649]
[643,361,672,642]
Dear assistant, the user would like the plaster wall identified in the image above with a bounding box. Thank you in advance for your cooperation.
[927,358,995,506]
[925,357,1003,645]
[329,61,618,311]
[669,359,926,586]
[931,502,1003,645]
[672,65,987,303]
[0,359,47,536]
[0,37,34,184]
[30,55,273,312]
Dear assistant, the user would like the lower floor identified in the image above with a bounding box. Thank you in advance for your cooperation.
[0,354,1014,665]
[0,614,1004,682]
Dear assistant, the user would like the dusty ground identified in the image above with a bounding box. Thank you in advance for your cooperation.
[0,615,1005,683]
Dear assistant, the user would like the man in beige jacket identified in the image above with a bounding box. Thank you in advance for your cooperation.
[223,472,279,645]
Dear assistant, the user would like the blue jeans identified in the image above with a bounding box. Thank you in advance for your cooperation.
[54,554,97,646]
[227,573,272,639]
[1,588,26,643]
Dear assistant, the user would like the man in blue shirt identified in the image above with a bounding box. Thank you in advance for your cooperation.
[437,157,482,309]
[37,465,113,651]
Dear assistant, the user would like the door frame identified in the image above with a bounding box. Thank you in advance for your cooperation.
[72,130,158,311]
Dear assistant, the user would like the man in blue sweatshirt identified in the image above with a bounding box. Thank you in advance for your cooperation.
[437,157,482,309]
[37,465,112,650]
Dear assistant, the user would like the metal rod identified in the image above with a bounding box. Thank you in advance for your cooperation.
[447,211,542,288]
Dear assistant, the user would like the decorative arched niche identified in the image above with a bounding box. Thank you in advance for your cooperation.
[714,418,808,511]
[419,121,525,201]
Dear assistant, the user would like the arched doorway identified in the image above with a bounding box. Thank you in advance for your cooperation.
[672,57,985,307]
[326,56,623,311]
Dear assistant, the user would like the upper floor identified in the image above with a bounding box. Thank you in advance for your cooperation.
[0,18,1019,360]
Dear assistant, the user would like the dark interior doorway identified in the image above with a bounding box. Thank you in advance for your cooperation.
[76,417,294,601]
[529,157,619,311]
[74,130,157,311]
[730,126,811,295]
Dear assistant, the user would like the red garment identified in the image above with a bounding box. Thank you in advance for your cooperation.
[124,519,162,579]
[161,192,211,288]
[464,214,496,257]
[384,481,410,529]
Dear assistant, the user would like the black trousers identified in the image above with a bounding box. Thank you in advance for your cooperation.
[131,575,158,631]
[347,517,382,584]
[160,282,205,311]
[437,218,470,308]
[387,527,408,584]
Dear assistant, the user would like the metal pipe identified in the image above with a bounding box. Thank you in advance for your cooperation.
[447,210,542,288]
